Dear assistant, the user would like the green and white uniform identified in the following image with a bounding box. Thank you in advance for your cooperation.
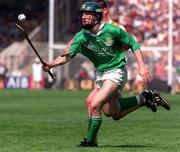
[68,23,140,88]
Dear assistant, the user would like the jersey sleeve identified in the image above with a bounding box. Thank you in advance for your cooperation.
[114,27,140,52]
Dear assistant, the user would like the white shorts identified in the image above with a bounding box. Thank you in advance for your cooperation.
[95,67,127,91]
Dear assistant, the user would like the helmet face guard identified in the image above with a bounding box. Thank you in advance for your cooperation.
[80,1,102,30]
[80,12,99,30]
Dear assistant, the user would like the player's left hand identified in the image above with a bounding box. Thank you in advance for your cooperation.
[139,65,151,84]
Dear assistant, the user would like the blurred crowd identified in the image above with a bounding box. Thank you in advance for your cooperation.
[107,0,180,46]
[0,0,179,49]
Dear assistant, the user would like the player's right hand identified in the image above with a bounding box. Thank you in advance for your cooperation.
[42,62,52,72]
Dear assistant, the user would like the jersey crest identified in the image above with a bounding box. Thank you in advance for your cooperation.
[88,41,97,50]
[105,37,113,46]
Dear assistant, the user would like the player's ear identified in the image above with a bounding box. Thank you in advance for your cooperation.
[103,7,108,14]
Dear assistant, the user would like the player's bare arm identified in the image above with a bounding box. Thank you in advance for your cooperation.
[63,38,74,53]
[42,55,71,72]
[134,49,151,83]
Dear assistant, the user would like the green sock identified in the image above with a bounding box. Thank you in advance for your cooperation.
[86,116,102,142]
[116,96,138,112]
[87,118,92,131]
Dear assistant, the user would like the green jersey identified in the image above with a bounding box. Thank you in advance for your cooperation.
[68,23,140,73]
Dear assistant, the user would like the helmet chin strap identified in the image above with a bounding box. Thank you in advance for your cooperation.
[82,21,99,30]
[82,24,95,30]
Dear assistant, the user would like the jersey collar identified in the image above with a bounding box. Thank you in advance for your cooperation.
[108,19,113,24]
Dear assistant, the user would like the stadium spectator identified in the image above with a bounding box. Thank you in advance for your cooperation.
[154,58,167,81]
[174,56,180,93]
[0,59,8,79]
[42,1,170,147]
[31,57,43,90]
[175,65,180,93]
[75,60,95,81]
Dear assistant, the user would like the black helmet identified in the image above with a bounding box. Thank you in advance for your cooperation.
[80,1,102,29]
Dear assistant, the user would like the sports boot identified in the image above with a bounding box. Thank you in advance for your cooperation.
[152,90,170,110]
[77,138,98,147]
[140,89,157,112]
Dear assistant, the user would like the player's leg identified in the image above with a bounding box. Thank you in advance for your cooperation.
[103,95,143,120]
[112,106,139,120]
[86,87,99,145]
[102,90,159,120]
[101,90,120,117]
[112,89,165,117]
[86,88,134,120]
[103,94,143,117]
[79,79,119,147]
[86,87,120,118]
[81,87,99,147]
[95,67,136,119]
[86,87,99,118]
[100,67,145,119]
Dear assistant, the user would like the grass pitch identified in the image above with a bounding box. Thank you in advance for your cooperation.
[0,90,179,152]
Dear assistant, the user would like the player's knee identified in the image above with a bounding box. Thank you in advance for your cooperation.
[90,102,101,114]
[86,96,92,107]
